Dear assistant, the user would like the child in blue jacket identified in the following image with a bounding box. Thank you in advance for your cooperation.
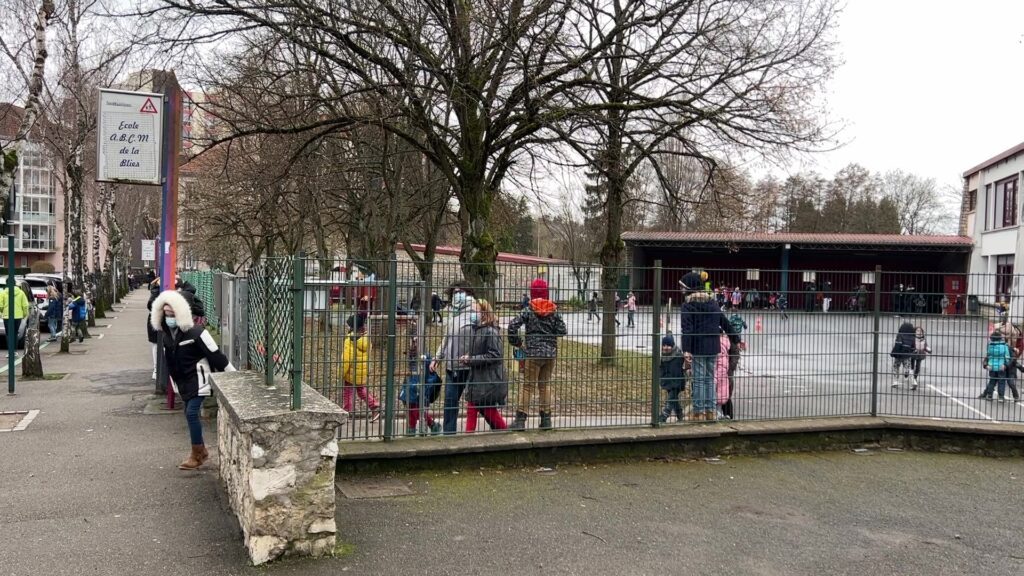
[980,331,1012,401]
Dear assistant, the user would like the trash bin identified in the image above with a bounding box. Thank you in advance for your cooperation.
[968,295,979,314]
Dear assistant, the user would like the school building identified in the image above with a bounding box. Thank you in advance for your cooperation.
[622,232,971,312]
[960,139,1024,316]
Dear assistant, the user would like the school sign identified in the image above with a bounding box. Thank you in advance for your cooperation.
[96,89,163,185]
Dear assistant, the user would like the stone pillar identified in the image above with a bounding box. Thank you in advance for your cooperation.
[211,371,347,565]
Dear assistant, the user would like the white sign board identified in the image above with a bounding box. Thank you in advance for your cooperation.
[140,239,156,262]
[97,89,163,185]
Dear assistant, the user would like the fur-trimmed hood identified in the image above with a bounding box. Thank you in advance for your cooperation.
[150,290,195,332]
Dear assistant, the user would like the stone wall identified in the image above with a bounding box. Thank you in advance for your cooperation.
[212,371,347,565]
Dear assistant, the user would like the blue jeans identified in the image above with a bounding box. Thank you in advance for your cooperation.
[442,369,470,435]
[47,318,58,337]
[184,396,205,445]
[691,355,717,413]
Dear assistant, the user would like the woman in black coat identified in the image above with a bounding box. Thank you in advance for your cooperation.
[459,299,508,431]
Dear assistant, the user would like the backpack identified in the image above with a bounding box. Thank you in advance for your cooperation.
[728,314,746,334]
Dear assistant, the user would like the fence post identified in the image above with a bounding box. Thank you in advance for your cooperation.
[651,261,663,427]
[383,258,398,440]
[263,258,273,387]
[290,253,305,410]
[871,265,882,417]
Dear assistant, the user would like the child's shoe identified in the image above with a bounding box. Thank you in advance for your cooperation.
[998,396,1006,403]
[369,409,381,422]
[978,393,993,400]
[909,376,918,391]
[429,422,441,435]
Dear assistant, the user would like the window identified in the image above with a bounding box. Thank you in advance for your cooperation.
[1001,177,1018,228]
[802,271,816,282]
[967,189,977,212]
[860,272,875,285]
[996,255,1014,296]
[987,178,1019,230]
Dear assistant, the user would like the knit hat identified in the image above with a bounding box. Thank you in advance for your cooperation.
[661,335,675,347]
[991,331,1004,341]
[530,277,549,300]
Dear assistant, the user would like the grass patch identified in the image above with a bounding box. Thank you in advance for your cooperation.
[19,372,68,381]
[297,314,656,417]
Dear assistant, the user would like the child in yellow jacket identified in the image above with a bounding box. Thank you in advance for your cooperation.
[342,314,380,421]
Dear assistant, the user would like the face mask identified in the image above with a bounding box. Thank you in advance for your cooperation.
[166,317,178,329]
[452,292,466,308]
[469,312,479,325]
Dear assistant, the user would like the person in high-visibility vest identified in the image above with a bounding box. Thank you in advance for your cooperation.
[0,282,31,343]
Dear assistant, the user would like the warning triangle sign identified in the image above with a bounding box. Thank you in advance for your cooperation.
[139,98,158,114]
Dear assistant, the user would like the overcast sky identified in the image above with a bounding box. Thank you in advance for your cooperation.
[806,0,1024,190]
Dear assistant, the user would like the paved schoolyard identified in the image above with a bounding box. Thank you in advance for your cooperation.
[561,309,1022,424]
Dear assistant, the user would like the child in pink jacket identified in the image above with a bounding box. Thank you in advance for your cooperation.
[715,332,731,417]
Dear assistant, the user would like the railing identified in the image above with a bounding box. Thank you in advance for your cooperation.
[237,257,1024,439]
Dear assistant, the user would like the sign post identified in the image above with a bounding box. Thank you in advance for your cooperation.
[97,81,179,409]
[140,238,156,264]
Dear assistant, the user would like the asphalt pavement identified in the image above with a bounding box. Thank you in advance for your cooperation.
[2,291,1022,576]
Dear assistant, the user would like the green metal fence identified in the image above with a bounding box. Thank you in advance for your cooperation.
[241,256,1024,440]
[181,269,219,328]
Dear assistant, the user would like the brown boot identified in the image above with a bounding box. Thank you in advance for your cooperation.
[705,411,718,422]
[689,412,705,422]
[197,444,210,464]
[178,445,203,470]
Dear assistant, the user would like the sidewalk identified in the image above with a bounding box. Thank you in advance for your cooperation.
[0,290,252,575]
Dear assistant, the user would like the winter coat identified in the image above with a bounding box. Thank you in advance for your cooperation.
[716,333,731,406]
[890,322,915,358]
[507,298,568,359]
[435,304,475,373]
[680,291,738,357]
[342,332,371,385]
[179,289,206,319]
[45,295,63,320]
[68,295,88,322]
[465,324,508,407]
[659,346,685,392]
[146,283,161,344]
[626,295,637,312]
[431,294,443,312]
[588,296,599,312]
[913,336,932,360]
[0,286,30,320]
[987,340,1011,372]
[150,290,229,402]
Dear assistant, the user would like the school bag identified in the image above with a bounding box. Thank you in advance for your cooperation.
[399,356,442,407]
[728,313,746,334]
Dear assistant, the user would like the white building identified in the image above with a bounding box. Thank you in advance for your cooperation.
[962,141,1024,313]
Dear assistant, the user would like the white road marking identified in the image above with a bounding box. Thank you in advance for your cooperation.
[0,340,51,373]
[926,383,999,423]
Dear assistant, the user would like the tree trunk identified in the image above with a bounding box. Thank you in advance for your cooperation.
[59,296,71,353]
[21,306,43,378]
[598,116,627,364]
[458,184,497,299]
[0,1,55,215]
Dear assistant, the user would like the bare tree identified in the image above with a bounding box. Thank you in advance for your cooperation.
[557,0,837,360]
[0,0,56,215]
[881,169,955,235]
[544,195,595,301]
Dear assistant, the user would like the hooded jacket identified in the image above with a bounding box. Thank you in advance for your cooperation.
[150,290,229,401]
[659,345,685,391]
[0,286,30,320]
[435,295,475,372]
[680,291,738,357]
[507,298,567,359]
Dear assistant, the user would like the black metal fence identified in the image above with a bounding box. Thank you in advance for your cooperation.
[240,257,1023,441]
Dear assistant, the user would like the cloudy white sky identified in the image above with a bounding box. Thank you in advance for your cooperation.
[808,0,1024,190]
